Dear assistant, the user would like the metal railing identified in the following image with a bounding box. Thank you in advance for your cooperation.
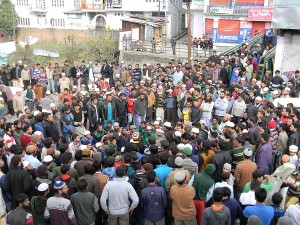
[219,34,264,56]
[257,46,276,79]
[121,39,214,59]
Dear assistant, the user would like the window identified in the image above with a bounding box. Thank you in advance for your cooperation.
[18,18,30,26]
[52,0,64,7]
[74,0,81,7]
[37,15,47,25]
[50,18,65,27]
[16,0,28,6]
[36,0,46,9]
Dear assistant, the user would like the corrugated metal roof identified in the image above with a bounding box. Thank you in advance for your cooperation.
[121,16,164,27]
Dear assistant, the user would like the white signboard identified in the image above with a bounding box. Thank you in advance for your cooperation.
[210,7,234,14]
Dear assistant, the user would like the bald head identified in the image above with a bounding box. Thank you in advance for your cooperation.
[282,154,290,163]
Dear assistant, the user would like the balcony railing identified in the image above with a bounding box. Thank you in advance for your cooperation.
[28,4,47,12]
[81,0,122,10]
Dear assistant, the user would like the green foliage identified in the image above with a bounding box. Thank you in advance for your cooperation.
[0,0,18,34]
[85,31,118,62]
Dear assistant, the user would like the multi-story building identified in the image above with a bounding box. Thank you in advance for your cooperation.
[12,0,185,40]
[203,0,274,44]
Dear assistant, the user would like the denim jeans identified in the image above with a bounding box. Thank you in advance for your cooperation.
[134,114,145,130]
[53,79,59,93]
[128,113,133,124]
[63,132,72,143]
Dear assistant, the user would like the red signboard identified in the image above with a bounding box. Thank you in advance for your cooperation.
[248,7,273,21]
[218,20,240,35]
[205,19,214,34]
[252,21,266,36]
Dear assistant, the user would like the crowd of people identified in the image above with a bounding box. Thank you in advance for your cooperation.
[0,40,299,225]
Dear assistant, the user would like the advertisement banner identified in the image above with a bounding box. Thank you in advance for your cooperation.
[217,34,239,43]
[205,19,214,34]
[218,20,240,35]
[248,7,273,21]
[239,28,252,43]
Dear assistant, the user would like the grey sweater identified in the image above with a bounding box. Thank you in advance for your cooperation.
[70,190,99,225]
[202,205,231,225]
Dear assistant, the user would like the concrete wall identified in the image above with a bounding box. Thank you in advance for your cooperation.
[16,28,88,43]
[192,11,204,39]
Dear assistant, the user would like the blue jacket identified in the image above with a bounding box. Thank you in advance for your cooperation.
[154,164,173,190]
[34,122,45,137]
[140,185,167,222]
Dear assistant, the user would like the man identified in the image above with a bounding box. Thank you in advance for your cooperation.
[201,188,231,225]
[75,148,93,177]
[229,135,245,169]
[100,166,139,225]
[182,147,198,176]
[7,193,34,225]
[155,86,166,122]
[101,94,116,129]
[40,90,55,111]
[214,91,228,122]
[255,133,273,175]
[170,37,176,55]
[100,60,112,85]
[191,99,202,123]
[140,170,167,225]
[172,66,184,86]
[234,148,257,199]
[3,155,32,209]
[115,93,127,127]
[22,145,42,169]
[165,157,191,192]
[170,171,196,225]
[71,178,99,225]
[192,164,216,225]
[61,107,74,144]
[20,124,33,148]
[134,93,147,130]
[44,113,60,145]
[78,164,100,198]
[243,188,274,225]
[88,98,101,133]
[285,203,300,225]
[154,154,173,190]
[277,123,288,154]
[12,88,24,113]
[44,181,77,225]
[3,122,16,150]
[164,89,177,123]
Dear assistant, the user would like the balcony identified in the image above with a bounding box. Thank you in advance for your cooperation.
[81,0,122,11]
[206,5,249,15]
[28,4,47,12]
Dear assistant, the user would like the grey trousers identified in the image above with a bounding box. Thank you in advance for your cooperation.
[108,213,129,225]
[174,217,197,225]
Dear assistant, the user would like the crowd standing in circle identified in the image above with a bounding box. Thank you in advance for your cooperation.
[0,43,299,225]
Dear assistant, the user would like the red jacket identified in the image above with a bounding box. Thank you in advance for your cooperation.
[127,96,137,114]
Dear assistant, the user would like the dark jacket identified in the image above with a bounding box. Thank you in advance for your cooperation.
[100,64,111,78]
[88,103,101,125]
[191,107,202,122]
[44,121,60,142]
[2,166,32,208]
[211,151,232,182]
[115,98,127,117]
[140,185,167,222]
[101,101,117,122]
[134,99,147,116]
[74,158,93,177]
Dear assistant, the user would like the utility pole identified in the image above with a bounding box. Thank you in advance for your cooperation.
[187,0,191,66]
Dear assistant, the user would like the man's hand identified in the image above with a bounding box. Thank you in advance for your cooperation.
[128,208,134,214]
[104,210,110,215]
[264,175,271,180]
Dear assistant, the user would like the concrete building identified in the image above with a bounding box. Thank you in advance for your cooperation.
[12,0,185,39]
